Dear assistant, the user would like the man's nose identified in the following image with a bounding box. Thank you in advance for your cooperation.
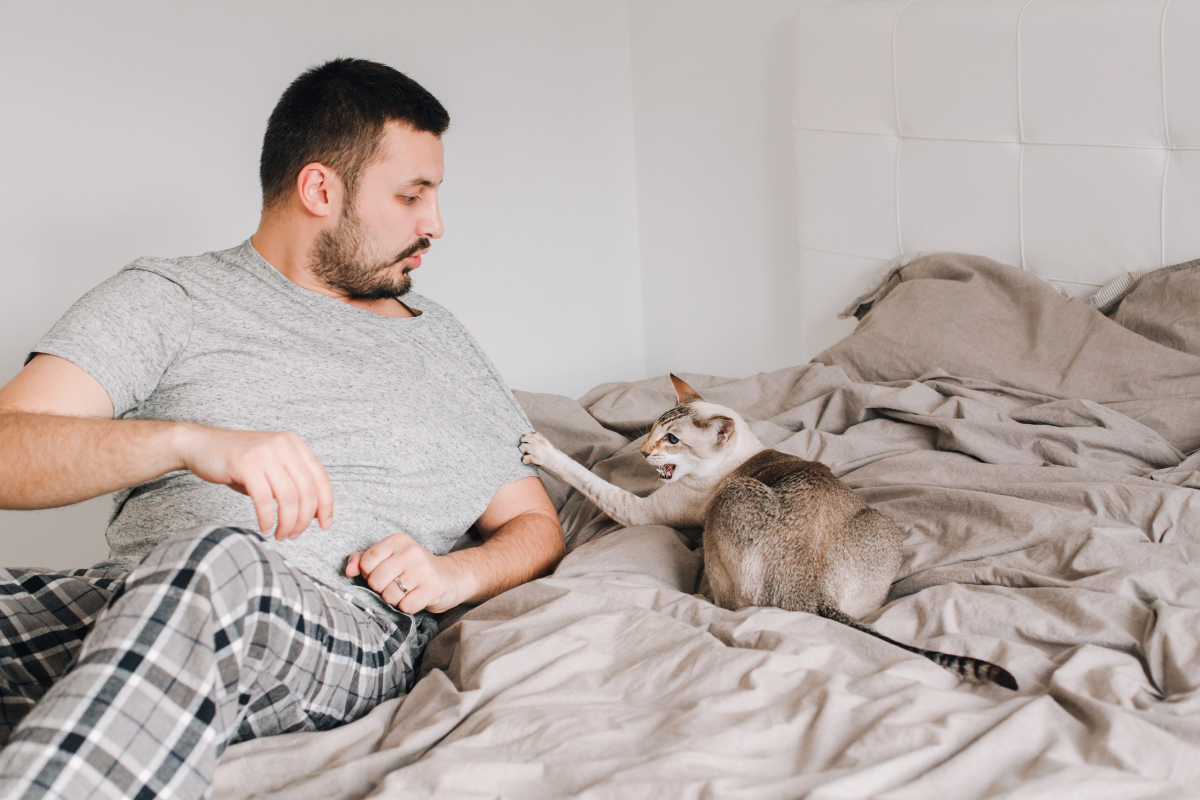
[421,194,444,240]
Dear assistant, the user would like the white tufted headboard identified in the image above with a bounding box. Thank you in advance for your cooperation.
[793,0,1200,356]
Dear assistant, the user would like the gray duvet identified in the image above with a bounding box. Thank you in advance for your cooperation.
[213,254,1200,799]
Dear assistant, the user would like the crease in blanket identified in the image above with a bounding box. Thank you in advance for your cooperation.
[520,376,1019,691]
[211,261,1200,798]
[818,252,1200,453]
[1089,256,1200,314]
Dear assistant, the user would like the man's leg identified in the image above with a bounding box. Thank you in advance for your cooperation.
[0,526,434,800]
[0,569,128,745]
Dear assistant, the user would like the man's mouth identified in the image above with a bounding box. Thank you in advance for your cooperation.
[656,464,675,480]
[393,238,431,270]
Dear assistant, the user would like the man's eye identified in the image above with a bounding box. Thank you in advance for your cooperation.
[400,196,417,205]
[666,433,678,444]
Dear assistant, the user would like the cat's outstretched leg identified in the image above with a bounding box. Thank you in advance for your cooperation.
[520,432,659,528]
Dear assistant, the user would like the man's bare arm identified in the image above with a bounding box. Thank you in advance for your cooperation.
[447,476,565,603]
[0,354,333,539]
[346,475,565,613]
[0,411,184,509]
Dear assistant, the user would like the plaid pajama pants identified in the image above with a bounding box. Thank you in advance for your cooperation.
[0,525,435,800]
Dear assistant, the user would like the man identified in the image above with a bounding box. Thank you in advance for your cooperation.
[0,58,564,799]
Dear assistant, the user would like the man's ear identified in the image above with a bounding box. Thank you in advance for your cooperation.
[705,416,735,445]
[670,373,704,405]
[296,162,342,218]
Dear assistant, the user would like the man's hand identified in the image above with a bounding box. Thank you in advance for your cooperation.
[0,354,334,539]
[176,425,334,540]
[345,532,471,614]
[346,476,564,615]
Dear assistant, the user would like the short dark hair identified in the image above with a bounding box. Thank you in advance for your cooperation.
[259,58,450,210]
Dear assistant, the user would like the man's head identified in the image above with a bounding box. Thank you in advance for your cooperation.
[261,58,449,300]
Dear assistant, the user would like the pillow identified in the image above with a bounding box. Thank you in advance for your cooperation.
[1107,259,1200,357]
[814,252,1200,453]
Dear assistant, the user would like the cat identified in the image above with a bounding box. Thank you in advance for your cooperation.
[519,374,1018,691]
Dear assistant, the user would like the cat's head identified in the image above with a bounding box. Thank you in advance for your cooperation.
[640,374,739,483]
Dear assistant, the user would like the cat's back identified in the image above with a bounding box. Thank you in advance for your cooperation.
[705,449,864,558]
[704,448,901,616]
[728,449,833,485]
[720,449,861,517]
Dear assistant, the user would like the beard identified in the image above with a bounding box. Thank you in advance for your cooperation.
[309,209,429,301]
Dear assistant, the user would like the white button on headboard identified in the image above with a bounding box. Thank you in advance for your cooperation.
[794,0,1199,357]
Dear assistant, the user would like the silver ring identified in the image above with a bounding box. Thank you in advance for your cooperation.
[394,577,408,595]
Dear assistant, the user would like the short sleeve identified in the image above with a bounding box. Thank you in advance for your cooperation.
[30,266,192,417]
[461,331,539,489]
[428,300,538,490]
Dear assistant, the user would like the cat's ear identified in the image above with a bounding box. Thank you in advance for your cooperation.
[670,374,704,404]
[704,416,735,445]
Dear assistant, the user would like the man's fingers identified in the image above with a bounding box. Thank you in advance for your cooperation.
[357,547,382,578]
[283,459,319,540]
[366,553,407,595]
[396,583,431,615]
[299,447,335,530]
[264,467,300,541]
[242,474,277,534]
[380,570,407,606]
[358,533,415,578]
[317,477,334,529]
[346,532,440,611]
[182,427,332,539]
[379,564,429,614]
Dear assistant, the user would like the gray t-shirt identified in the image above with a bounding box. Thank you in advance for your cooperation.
[31,239,538,618]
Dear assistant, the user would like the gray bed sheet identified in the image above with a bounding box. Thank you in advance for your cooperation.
[212,255,1200,800]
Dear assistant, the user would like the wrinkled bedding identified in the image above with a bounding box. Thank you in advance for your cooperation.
[213,255,1200,800]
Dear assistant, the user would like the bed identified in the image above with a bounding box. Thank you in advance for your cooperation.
[212,2,1200,797]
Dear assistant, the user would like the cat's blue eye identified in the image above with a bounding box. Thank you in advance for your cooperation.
[666,433,679,444]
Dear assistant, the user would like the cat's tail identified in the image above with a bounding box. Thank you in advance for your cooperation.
[817,604,1018,691]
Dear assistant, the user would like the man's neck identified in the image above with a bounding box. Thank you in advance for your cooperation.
[250,214,415,319]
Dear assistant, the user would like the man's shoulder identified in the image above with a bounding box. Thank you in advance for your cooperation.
[117,241,252,288]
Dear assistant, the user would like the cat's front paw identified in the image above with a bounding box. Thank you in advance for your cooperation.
[519,432,558,468]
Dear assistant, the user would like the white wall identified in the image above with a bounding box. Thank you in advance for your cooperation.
[1,0,822,568]
[629,0,812,379]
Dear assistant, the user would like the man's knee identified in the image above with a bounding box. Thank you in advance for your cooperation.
[121,526,277,605]
[138,525,268,566]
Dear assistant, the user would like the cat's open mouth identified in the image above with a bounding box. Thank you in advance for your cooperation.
[656,464,675,480]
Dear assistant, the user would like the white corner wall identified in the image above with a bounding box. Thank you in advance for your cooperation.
[630,0,816,379]
[1,0,822,567]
